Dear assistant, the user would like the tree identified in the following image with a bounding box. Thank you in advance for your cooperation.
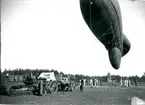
[143,72,145,77]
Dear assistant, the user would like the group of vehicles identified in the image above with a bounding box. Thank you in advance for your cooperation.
[0,72,77,96]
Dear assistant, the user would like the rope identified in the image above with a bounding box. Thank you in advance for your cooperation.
[89,0,93,30]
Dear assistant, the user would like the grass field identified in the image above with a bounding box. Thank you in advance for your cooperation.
[0,86,145,105]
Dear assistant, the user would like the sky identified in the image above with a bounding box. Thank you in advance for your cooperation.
[1,0,145,77]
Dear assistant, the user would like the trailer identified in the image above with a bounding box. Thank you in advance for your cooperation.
[37,72,58,94]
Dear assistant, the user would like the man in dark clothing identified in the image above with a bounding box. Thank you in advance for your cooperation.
[133,77,137,87]
[80,79,84,91]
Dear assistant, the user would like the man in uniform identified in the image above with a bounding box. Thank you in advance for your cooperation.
[80,79,84,91]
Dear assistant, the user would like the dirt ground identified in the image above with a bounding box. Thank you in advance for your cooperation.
[0,86,145,105]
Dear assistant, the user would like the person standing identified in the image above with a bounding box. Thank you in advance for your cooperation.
[90,79,93,87]
[133,77,138,87]
[120,77,123,87]
[83,79,86,87]
[80,79,84,91]
[128,79,131,87]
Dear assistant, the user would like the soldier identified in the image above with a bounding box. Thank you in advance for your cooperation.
[83,79,86,87]
[133,77,138,87]
[125,79,129,87]
[120,77,123,87]
[90,79,93,87]
[80,79,84,91]
[128,79,131,87]
[93,78,95,87]
[100,80,102,86]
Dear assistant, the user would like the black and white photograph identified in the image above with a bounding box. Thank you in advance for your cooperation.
[1,0,145,105]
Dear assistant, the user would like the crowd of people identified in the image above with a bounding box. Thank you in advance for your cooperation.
[79,76,138,91]
[120,77,138,87]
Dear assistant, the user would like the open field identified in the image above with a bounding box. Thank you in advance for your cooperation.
[0,86,145,105]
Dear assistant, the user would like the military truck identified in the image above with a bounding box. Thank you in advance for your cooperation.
[0,74,35,96]
[0,72,59,96]
[56,74,76,92]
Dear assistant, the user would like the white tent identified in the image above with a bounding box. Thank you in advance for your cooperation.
[38,72,56,81]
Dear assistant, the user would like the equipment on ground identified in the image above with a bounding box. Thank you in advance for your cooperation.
[0,72,76,96]
[57,74,76,92]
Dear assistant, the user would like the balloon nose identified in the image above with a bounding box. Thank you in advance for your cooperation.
[108,47,122,69]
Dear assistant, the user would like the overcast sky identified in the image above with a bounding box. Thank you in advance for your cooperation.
[1,0,145,77]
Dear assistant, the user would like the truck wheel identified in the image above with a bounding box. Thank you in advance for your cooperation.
[71,82,76,92]
[50,81,58,93]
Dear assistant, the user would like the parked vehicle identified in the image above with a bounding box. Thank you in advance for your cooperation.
[0,74,34,96]
[37,72,58,93]
[57,74,76,92]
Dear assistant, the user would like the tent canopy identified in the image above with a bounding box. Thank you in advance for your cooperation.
[38,72,56,81]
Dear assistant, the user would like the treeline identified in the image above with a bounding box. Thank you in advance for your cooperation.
[2,68,61,76]
[1,68,145,82]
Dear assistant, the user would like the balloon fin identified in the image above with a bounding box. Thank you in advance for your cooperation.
[108,47,122,69]
[123,34,131,56]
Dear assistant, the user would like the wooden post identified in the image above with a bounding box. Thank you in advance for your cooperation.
[43,80,47,94]
[38,79,43,96]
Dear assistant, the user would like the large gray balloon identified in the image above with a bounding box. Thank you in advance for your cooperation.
[80,0,131,69]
